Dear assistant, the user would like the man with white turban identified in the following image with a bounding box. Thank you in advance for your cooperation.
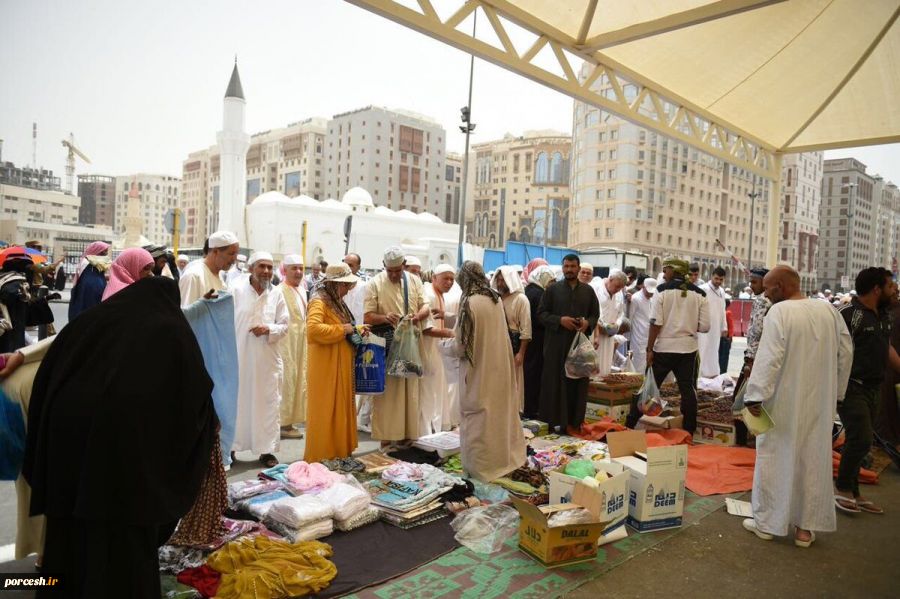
[364,246,430,446]
[404,256,423,279]
[278,254,308,439]
[593,270,627,376]
[230,251,289,466]
[493,265,532,411]
[420,264,457,434]
[176,254,190,277]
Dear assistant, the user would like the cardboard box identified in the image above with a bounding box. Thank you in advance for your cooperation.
[693,419,737,445]
[548,462,630,543]
[585,401,631,425]
[637,414,684,430]
[587,381,640,402]
[512,483,608,568]
[608,430,687,533]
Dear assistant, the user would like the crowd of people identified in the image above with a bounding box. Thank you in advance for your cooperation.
[1,230,898,596]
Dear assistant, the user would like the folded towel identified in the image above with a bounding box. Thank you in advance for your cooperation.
[315,482,371,521]
[268,495,334,529]
[335,507,381,532]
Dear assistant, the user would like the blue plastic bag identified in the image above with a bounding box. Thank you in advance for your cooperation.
[0,388,26,481]
[356,334,386,395]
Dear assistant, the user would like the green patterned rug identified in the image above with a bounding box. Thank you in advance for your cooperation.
[343,491,738,599]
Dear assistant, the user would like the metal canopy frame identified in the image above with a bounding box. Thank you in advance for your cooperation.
[343,0,894,266]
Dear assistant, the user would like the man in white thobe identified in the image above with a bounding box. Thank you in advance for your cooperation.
[231,251,289,466]
[742,266,852,546]
[593,271,627,376]
[629,277,657,373]
[278,254,308,439]
[420,264,456,435]
[440,278,463,430]
[179,231,238,305]
[698,266,728,378]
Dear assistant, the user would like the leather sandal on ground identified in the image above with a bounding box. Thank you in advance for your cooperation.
[794,531,816,548]
[742,518,773,541]
[258,453,278,468]
[856,500,885,514]
[834,494,860,513]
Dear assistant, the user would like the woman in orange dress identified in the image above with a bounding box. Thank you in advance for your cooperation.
[304,263,364,462]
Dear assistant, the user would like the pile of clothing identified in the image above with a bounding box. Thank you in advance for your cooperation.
[314,477,376,531]
[264,495,334,542]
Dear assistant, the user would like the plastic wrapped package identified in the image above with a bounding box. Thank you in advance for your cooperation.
[450,504,520,554]
[547,507,599,528]
[637,369,666,417]
[563,460,596,479]
[471,479,510,503]
[565,332,600,379]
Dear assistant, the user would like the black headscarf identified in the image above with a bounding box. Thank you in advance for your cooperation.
[23,276,216,526]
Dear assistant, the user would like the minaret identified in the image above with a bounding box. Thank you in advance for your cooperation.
[216,59,250,245]
[123,179,144,248]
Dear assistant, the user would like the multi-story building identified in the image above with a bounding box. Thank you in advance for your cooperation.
[872,176,900,277]
[113,174,181,246]
[180,118,327,247]
[570,83,769,289]
[324,106,448,216]
[779,152,823,292]
[819,158,879,291]
[77,174,117,228]
[0,160,113,258]
[442,152,463,224]
[466,131,571,248]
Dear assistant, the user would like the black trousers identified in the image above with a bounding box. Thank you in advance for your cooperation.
[732,367,750,445]
[626,351,700,433]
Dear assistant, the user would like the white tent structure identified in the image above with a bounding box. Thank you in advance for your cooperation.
[345,0,900,265]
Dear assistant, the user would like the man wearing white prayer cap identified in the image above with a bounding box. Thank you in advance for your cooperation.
[419,263,459,434]
[405,255,423,278]
[179,231,239,307]
[278,254,308,439]
[178,231,241,468]
[364,246,431,446]
[230,250,289,467]
[226,253,249,287]
[630,276,658,373]
[176,254,190,277]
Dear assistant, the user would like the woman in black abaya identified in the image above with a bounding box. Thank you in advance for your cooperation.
[23,276,217,599]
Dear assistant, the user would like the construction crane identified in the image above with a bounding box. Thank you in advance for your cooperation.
[61,133,91,194]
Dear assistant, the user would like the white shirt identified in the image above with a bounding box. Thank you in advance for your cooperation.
[650,280,711,354]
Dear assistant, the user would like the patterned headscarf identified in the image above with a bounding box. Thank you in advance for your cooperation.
[456,261,499,365]
[75,241,111,283]
[312,281,354,324]
[663,257,691,296]
[493,265,524,295]
[521,258,548,285]
[528,265,556,288]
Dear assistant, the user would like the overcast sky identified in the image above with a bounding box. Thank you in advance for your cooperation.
[2,0,898,186]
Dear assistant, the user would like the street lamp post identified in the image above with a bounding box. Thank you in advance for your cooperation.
[747,175,761,271]
[456,11,477,267]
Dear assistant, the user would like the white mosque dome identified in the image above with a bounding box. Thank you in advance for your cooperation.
[252,191,291,205]
[373,206,394,215]
[397,209,416,218]
[320,198,346,209]
[417,211,442,223]
[341,187,374,208]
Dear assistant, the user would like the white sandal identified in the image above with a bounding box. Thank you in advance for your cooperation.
[834,494,860,513]
[794,531,816,548]
[742,518,773,540]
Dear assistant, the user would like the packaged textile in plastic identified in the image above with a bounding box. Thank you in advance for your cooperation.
[227,479,283,502]
[355,334,387,395]
[264,517,334,543]
[385,318,424,378]
[547,507,598,528]
[267,495,334,529]
[565,332,600,379]
[450,504,520,554]
[335,506,381,532]
[637,369,666,417]
[236,490,292,520]
[314,482,370,521]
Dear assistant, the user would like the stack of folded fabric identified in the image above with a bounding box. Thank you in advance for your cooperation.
[365,478,447,529]
[236,489,293,520]
[265,495,334,542]
[315,480,372,528]
[227,479,283,507]
[285,461,344,493]
[334,507,381,532]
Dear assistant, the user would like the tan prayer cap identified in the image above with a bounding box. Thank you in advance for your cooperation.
[383,246,405,267]
[209,231,239,249]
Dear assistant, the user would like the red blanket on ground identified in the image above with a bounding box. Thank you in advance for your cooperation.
[684,445,756,496]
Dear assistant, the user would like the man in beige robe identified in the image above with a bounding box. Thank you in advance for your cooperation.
[452,261,526,481]
[279,254,307,439]
[364,246,430,446]
[493,266,532,412]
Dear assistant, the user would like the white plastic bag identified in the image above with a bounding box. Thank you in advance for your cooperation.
[565,332,600,379]
[450,504,520,554]
[637,368,666,417]
[385,318,424,378]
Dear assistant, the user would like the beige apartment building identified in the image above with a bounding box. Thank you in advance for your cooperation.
[443,152,463,224]
[779,152,823,292]
[324,106,448,217]
[180,118,327,247]
[570,93,769,289]
[114,174,181,246]
[819,158,899,291]
[466,131,571,248]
